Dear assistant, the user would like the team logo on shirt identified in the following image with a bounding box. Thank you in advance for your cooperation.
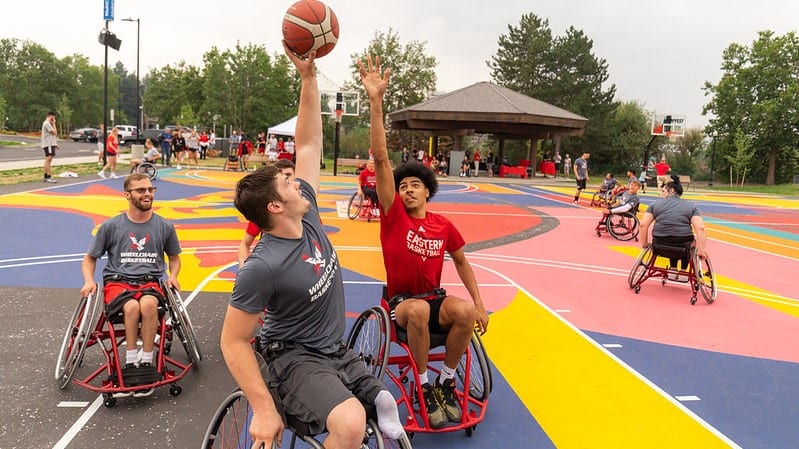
[302,240,326,274]
[405,229,443,261]
[129,233,149,251]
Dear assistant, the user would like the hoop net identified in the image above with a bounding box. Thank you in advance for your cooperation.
[335,109,343,122]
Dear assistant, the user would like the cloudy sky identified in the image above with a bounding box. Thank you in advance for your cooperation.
[3,0,797,128]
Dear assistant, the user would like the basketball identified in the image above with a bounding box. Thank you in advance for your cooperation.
[282,0,339,59]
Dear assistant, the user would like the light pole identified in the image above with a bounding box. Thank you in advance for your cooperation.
[122,17,140,141]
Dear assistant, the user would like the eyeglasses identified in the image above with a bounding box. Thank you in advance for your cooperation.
[127,187,157,194]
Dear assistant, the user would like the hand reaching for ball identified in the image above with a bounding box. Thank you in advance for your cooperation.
[358,55,391,101]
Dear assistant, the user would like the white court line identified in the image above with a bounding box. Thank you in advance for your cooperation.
[675,395,702,402]
[57,401,90,408]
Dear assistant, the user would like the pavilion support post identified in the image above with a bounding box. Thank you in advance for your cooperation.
[529,138,538,177]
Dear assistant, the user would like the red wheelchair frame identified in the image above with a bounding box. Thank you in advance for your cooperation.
[55,281,202,407]
[628,242,718,305]
[346,295,492,437]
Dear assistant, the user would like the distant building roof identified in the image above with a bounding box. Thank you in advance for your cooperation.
[389,82,588,138]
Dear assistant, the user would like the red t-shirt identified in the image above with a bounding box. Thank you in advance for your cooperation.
[380,192,465,298]
[358,168,377,188]
[654,161,671,176]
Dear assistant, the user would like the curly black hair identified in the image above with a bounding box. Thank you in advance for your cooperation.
[392,161,438,201]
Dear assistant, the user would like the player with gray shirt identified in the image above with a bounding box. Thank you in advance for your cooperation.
[573,152,590,204]
[220,44,404,449]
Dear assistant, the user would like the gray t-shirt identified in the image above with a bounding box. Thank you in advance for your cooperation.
[88,213,181,279]
[574,157,588,179]
[646,195,700,237]
[230,179,345,355]
[41,120,57,148]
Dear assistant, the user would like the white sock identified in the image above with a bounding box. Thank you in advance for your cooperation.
[419,370,429,385]
[440,364,456,381]
[126,349,138,365]
[375,390,404,440]
[140,351,154,364]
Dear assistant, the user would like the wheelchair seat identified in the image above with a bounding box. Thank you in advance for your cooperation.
[651,241,693,260]
[394,325,448,349]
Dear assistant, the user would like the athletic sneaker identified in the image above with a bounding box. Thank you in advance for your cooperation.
[110,172,118,179]
[45,178,58,183]
[667,268,679,281]
[433,376,462,423]
[98,171,106,179]
[421,383,447,429]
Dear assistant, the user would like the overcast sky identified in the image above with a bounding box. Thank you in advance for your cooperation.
[3,0,798,128]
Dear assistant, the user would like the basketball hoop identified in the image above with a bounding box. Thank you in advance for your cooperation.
[335,108,343,123]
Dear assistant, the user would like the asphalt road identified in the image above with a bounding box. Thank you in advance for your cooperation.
[0,134,99,163]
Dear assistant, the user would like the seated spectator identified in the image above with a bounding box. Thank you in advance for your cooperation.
[130,139,162,169]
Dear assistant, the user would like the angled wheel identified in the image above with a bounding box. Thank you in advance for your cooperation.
[590,191,602,207]
[137,162,158,180]
[348,192,364,220]
[201,389,253,449]
[628,245,654,290]
[607,212,639,242]
[163,282,203,366]
[55,285,102,389]
[456,331,492,402]
[693,250,717,304]
[346,307,390,380]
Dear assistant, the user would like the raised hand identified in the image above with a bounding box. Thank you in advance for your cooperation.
[358,55,390,101]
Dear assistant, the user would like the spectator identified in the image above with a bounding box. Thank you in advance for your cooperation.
[572,152,590,204]
[563,154,572,178]
[654,156,672,188]
[41,111,59,183]
[159,128,173,167]
[99,126,120,179]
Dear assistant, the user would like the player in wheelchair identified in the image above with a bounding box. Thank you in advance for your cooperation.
[218,46,406,449]
[357,55,491,434]
[629,175,717,304]
[591,172,619,207]
[595,179,641,241]
[348,159,381,221]
[54,173,201,406]
[129,138,161,179]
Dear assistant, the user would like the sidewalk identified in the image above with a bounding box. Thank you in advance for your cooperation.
[0,154,131,172]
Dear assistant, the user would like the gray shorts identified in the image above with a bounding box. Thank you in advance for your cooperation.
[266,345,383,435]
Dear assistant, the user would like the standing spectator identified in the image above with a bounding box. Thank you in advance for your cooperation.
[80,173,182,394]
[654,156,672,188]
[267,133,278,154]
[563,153,572,179]
[172,129,186,169]
[41,111,59,183]
[159,128,173,167]
[199,129,209,160]
[416,148,425,163]
[277,137,286,153]
[97,124,106,165]
[472,150,481,177]
[553,151,562,177]
[186,129,200,168]
[401,147,410,164]
[284,137,295,158]
[229,130,241,162]
[221,46,404,448]
[572,152,590,204]
[359,55,488,429]
[208,129,216,157]
[255,132,266,154]
[486,149,495,178]
[98,126,120,179]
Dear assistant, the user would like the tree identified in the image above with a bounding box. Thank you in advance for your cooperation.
[487,14,618,166]
[606,100,652,171]
[703,30,799,185]
[345,28,437,137]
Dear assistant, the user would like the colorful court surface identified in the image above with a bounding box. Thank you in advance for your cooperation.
[1,168,797,449]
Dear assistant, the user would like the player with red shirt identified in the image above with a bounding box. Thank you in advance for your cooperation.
[359,54,489,429]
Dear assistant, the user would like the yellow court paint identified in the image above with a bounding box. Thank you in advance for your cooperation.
[482,291,736,448]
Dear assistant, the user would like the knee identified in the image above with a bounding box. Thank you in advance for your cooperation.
[400,301,430,328]
[445,298,475,328]
[123,299,140,316]
[328,400,366,443]
[139,296,159,318]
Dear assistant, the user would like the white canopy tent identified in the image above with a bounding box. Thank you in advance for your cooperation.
[267,116,297,137]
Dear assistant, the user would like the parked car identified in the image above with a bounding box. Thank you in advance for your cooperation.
[115,125,138,146]
[69,127,99,142]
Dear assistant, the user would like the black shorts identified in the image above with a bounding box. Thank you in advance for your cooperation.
[265,345,384,435]
[576,178,587,190]
[388,288,448,335]
[43,146,57,157]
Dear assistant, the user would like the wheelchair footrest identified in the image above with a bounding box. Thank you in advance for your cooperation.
[120,365,162,386]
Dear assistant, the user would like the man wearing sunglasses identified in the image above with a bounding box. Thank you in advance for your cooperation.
[80,173,182,395]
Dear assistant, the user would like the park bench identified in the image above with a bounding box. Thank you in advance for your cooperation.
[336,158,366,174]
[678,175,692,190]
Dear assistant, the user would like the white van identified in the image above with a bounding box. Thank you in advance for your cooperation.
[116,125,138,146]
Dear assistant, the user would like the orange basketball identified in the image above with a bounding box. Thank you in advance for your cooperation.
[282,0,339,58]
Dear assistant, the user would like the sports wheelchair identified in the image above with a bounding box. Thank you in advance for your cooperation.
[348,192,380,222]
[346,290,492,437]
[201,351,412,449]
[590,187,617,207]
[131,161,158,179]
[627,242,717,305]
[595,208,640,241]
[55,280,202,407]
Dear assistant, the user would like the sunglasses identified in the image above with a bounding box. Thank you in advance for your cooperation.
[127,187,158,194]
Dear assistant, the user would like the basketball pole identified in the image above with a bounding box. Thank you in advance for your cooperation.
[332,92,343,176]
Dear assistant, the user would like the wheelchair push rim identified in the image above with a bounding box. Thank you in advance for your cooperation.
[692,249,717,304]
[348,192,364,220]
[163,282,203,366]
[346,306,391,381]
[55,285,102,388]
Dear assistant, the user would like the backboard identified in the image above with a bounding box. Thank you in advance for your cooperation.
[320,90,360,117]
[651,113,685,137]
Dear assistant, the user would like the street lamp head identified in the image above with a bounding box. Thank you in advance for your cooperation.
[122,17,139,22]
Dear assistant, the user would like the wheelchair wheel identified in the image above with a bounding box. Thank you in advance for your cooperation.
[590,191,602,207]
[693,250,717,304]
[456,331,492,402]
[364,418,412,449]
[346,307,390,380]
[55,286,102,388]
[607,212,639,242]
[163,283,203,366]
[628,245,654,291]
[348,192,364,220]
[136,162,158,179]
[201,389,254,449]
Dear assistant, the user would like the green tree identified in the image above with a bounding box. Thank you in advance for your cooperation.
[63,54,105,128]
[0,94,7,130]
[142,61,200,128]
[487,14,618,166]
[344,28,437,139]
[606,100,651,172]
[703,30,799,185]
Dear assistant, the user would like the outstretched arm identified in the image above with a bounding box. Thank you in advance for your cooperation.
[284,42,322,193]
[358,55,394,213]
